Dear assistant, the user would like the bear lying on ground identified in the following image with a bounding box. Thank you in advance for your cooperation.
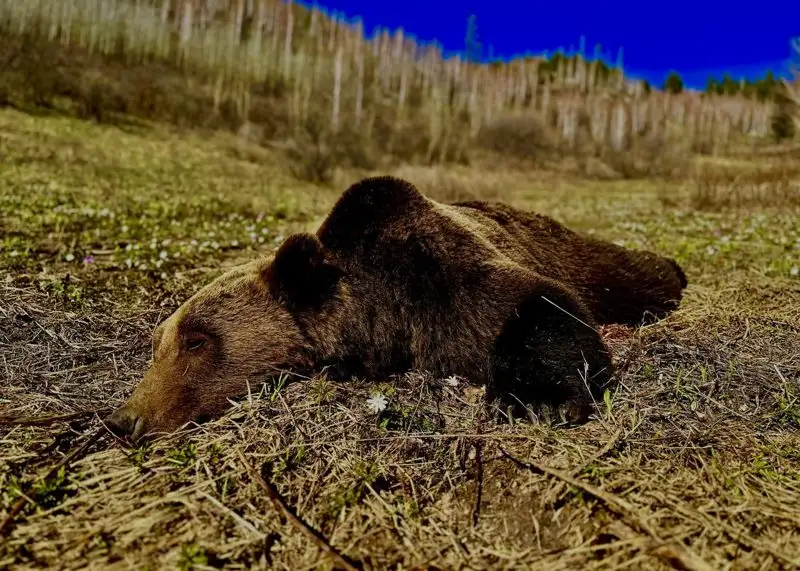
[106,176,687,441]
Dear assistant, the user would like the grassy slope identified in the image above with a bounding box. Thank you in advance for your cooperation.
[1,109,799,570]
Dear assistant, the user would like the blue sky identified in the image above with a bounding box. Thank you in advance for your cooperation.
[306,0,798,89]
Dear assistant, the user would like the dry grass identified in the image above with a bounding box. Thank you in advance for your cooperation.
[1,109,800,570]
[687,161,800,209]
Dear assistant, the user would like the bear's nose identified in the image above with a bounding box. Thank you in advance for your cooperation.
[105,408,145,441]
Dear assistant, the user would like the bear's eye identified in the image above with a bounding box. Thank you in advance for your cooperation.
[185,334,208,352]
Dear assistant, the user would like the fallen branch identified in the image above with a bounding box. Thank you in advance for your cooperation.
[0,427,106,537]
[470,441,484,528]
[0,408,111,427]
[470,406,485,529]
[236,449,363,571]
[499,447,714,571]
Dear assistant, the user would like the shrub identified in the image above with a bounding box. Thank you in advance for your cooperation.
[476,112,559,162]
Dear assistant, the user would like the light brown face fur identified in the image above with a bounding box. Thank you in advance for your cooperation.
[106,258,312,441]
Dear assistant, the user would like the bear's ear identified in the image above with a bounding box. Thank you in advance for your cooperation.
[263,233,342,311]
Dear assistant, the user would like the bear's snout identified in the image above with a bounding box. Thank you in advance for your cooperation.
[105,407,146,442]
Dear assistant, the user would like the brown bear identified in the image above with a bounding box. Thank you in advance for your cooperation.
[106,176,687,441]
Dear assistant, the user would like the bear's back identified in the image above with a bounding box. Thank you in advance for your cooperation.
[316,176,586,289]
[317,176,504,280]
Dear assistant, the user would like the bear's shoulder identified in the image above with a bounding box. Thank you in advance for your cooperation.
[316,176,432,253]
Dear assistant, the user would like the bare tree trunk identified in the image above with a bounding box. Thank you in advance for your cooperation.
[282,0,293,79]
[332,47,343,132]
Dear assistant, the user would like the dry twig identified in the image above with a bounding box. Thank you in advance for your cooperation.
[236,448,363,571]
[470,441,484,529]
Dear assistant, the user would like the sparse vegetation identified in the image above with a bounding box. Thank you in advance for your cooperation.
[1,2,799,570]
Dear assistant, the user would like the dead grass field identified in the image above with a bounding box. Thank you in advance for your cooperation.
[1,108,799,570]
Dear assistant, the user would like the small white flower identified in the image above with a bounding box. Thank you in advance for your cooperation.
[231,240,239,247]
[159,250,168,260]
[64,253,75,262]
[366,393,388,414]
[444,375,460,387]
[791,266,799,277]
[161,239,171,246]
[121,224,129,233]
[705,246,717,256]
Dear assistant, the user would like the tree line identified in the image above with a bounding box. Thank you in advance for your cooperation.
[661,69,782,100]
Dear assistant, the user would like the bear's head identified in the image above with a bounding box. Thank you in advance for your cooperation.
[105,233,343,441]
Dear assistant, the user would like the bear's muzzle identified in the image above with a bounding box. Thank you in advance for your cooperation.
[105,407,146,442]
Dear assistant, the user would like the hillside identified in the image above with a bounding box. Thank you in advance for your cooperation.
[0,0,784,175]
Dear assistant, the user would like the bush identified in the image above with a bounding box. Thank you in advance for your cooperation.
[284,113,377,184]
[771,108,795,141]
[598,130,692,179]
[476,112,558,162]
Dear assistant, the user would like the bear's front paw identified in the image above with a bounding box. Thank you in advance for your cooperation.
[492,397,596,426]
[487,280,614,428]
[556,399,594,425]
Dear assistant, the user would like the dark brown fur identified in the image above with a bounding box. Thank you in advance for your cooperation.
[107,176,687,440]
